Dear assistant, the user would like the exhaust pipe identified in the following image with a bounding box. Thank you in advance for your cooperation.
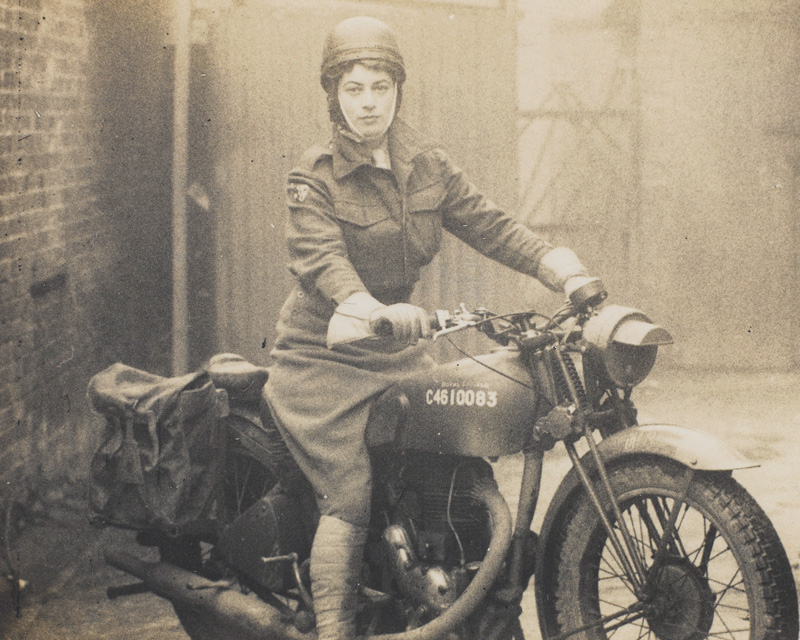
[104,479,512,640]
[104,548,310,640]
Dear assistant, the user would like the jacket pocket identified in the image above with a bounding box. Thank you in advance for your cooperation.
[332,200,390,227]
[406,181,447,260]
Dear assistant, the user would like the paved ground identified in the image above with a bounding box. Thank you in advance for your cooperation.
[1,370,798,639]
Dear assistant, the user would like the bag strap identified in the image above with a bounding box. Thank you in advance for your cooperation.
[118,412,145,485]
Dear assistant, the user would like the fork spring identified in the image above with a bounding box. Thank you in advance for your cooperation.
[553,351,586,405]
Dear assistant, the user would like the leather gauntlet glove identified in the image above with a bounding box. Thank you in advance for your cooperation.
[536,247,589,292]
[326,292,385,349]
[370,303,431,345]
[537,247,607,306]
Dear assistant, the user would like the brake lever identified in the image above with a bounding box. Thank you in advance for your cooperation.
[432,320,477,342]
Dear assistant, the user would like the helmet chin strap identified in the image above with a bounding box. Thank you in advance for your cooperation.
[339,85,397,146]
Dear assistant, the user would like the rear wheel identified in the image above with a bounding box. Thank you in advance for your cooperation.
[537,456,798,640]
[161,416,280,639]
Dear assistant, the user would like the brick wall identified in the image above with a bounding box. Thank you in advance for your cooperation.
[0,0,172,482]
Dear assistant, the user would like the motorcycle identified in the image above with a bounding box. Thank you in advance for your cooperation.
[99,283,799,640]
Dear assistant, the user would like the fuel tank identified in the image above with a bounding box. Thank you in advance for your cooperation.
[366,347,540,457]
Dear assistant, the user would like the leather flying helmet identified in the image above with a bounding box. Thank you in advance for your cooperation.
[320,16,406,92]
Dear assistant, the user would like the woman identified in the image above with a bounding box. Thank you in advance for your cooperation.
[264,16,599,640]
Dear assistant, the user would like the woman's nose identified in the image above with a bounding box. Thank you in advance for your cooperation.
[362,89,376,110]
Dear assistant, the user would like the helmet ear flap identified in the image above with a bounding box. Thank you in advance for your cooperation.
[326,91,344,127]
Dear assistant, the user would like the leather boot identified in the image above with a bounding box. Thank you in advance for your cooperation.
[311,515,368,640]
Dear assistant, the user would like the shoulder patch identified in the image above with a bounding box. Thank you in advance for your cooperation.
[288,182,310,203]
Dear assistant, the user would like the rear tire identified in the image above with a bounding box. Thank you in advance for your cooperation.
[161,416,280,640]
[537,456,798,640]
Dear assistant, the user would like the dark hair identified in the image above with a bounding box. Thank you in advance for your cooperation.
[323,59,404,126]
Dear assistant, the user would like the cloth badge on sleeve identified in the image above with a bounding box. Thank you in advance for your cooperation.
[288,183,309,203]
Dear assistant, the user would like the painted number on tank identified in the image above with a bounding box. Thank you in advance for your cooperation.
[425,388,498,408]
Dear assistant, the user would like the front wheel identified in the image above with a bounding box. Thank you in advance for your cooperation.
[537,456,798,640]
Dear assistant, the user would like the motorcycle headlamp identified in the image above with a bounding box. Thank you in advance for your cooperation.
[582,305,672,387]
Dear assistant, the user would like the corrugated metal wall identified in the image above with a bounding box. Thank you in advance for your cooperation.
[517,0,800,371]
[194,0,518,366]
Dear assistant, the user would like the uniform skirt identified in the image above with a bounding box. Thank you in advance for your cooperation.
[263,285,434,527]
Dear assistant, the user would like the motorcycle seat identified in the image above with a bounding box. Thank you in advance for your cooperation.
[206,353,270,402]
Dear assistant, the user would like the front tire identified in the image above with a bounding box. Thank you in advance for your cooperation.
[537,456,798,640]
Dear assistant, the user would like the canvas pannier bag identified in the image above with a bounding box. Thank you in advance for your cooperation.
[87,363,229,534]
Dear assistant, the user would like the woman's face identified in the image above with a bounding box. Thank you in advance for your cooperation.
[337,63,396,144]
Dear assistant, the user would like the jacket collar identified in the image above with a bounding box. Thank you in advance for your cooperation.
[331,118,438,187]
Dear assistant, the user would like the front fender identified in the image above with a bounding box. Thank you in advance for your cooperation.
[596,423,756,472]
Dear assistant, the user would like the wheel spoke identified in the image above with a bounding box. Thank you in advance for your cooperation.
[622,507,653,563]
[225,443,277,518]
[637,505,660,558]
[550,603,646,640]
[708,629,750,638]
[672,501,691,557]
[715,601,749,614]
[649,496,688,570]
[714,568,746,606]
[602,610,647,635]
[599,550,640,598]
[711,600,742,640]
[708,575,745,593]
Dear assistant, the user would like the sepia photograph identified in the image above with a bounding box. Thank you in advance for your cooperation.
[1,0,798,638]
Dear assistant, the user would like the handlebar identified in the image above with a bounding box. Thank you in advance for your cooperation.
[369,298,599,350]
[370,280,607,344]
[371,306,541,344]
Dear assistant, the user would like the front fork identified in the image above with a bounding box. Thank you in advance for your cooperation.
[496,345,688,631]
[550,346,695,607]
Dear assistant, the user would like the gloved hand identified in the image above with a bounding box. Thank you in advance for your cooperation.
[537,247,607,307]
[370,303,431,345]
[536,247,589,292]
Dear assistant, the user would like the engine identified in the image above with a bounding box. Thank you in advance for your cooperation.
[373,452,494,621]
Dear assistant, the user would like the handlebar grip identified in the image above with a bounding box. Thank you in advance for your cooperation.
[371,316,394,337]
[569,278,607,309]
[522,332,557,351]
